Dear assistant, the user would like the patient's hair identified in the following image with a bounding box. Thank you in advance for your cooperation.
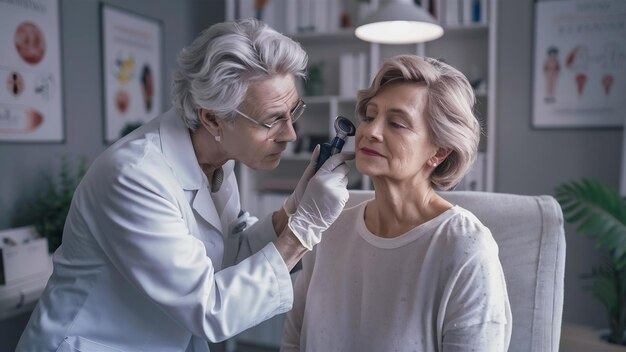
[356,55,481,190]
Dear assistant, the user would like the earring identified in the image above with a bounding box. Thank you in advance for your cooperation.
[432,162,437,167]
[215,135,221,142]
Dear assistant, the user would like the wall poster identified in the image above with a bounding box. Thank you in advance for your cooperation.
[101,5,162,143]
[0,0,63,142]
[532,0,626,128]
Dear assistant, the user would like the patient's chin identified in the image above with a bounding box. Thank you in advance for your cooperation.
[355,157,377,176]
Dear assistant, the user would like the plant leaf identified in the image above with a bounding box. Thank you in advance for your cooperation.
[9,156,87,253]
[556,179,626,265]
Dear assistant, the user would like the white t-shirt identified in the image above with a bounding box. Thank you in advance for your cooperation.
[281,201,512,352]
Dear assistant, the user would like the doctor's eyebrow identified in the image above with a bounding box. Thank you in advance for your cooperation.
[263,99,302,120]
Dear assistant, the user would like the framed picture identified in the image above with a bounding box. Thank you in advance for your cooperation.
[101,5,163,143]
[0,0,64,142]
[532,0,626,128]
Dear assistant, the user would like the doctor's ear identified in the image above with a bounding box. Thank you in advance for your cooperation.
[197,108,221,136]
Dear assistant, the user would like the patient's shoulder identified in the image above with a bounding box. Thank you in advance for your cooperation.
[439,206,498,256]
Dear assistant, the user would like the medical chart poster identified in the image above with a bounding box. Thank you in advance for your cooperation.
[0,0,63,142]
[102,5,162,143]
[532,0,626,128]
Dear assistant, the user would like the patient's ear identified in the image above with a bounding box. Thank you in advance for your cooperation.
[433,148,452,165]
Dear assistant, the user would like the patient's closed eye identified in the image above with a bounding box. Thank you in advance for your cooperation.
[389,120,407,129]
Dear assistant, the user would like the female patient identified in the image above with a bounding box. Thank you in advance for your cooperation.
[281,55,511,351]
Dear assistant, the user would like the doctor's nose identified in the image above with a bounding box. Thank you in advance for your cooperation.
[272,120,297,143]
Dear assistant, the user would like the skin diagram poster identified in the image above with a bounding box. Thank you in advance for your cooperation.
[0,0,63,142]
[102,5,162,143]
[532,0,626,128]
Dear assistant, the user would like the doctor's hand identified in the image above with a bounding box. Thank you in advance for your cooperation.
[287,151,354,250]
[283,145,320,216]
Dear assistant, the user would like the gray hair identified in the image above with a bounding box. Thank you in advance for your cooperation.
[171,18,308,130]
[356,55,481,190]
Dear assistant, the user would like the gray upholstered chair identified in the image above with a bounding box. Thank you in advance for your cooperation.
[347,190,566,352]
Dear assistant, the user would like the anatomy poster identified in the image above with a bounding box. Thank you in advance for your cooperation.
[0,0,63,142]
[102,5,162,143]
[532,0,626,128]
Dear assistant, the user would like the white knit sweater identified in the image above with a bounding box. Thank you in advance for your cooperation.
[281,200,512,352]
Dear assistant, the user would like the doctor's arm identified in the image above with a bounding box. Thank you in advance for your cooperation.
[227,151,351,270]
[224,210,305,271]
[221,147,314,267]
[275,151,352,268]
[242,144,320,240]
[88,163,293,342]
[242,144,319,244]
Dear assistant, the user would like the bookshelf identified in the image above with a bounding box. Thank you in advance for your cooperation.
[228,0,497,222]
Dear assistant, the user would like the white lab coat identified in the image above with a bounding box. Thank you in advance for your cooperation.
[16,109,294,352]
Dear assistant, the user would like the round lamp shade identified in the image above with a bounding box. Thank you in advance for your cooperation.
[355,0,444,44]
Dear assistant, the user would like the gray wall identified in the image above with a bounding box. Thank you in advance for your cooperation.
[0,1,222,350]
[0,0,223,230]
[495,0,622,329]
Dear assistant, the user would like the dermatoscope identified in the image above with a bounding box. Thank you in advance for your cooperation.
[315,116,356,172]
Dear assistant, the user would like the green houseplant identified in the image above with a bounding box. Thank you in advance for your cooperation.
[304,62,324,96]
[555,178,626,345]
[12,156,87,253]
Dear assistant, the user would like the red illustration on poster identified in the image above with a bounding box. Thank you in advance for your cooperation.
[102,5,162,143]
[533,0,626,128]
[14,21,46,65]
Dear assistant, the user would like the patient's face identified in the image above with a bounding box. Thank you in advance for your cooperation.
[355,82,437,183]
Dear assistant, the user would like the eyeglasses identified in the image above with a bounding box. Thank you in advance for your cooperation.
[234,99,306,140]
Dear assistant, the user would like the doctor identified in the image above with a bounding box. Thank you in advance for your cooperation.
[17,19,352,352]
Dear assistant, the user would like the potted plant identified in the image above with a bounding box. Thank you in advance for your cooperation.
[12,156,87,253]
[304,62,325,96]
[119,121,143,138]
[555,178,626,345]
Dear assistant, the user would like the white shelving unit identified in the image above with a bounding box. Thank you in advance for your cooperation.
[232,1,497,216]
[225,0,497,348]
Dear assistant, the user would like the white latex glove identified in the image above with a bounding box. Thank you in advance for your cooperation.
[283,145,321,216]
[287,152,354,250]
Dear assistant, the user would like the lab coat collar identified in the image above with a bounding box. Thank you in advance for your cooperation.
[159,108,235,234]
[160,108,204,191]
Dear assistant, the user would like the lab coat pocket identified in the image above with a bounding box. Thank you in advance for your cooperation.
[56,336,126,352]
